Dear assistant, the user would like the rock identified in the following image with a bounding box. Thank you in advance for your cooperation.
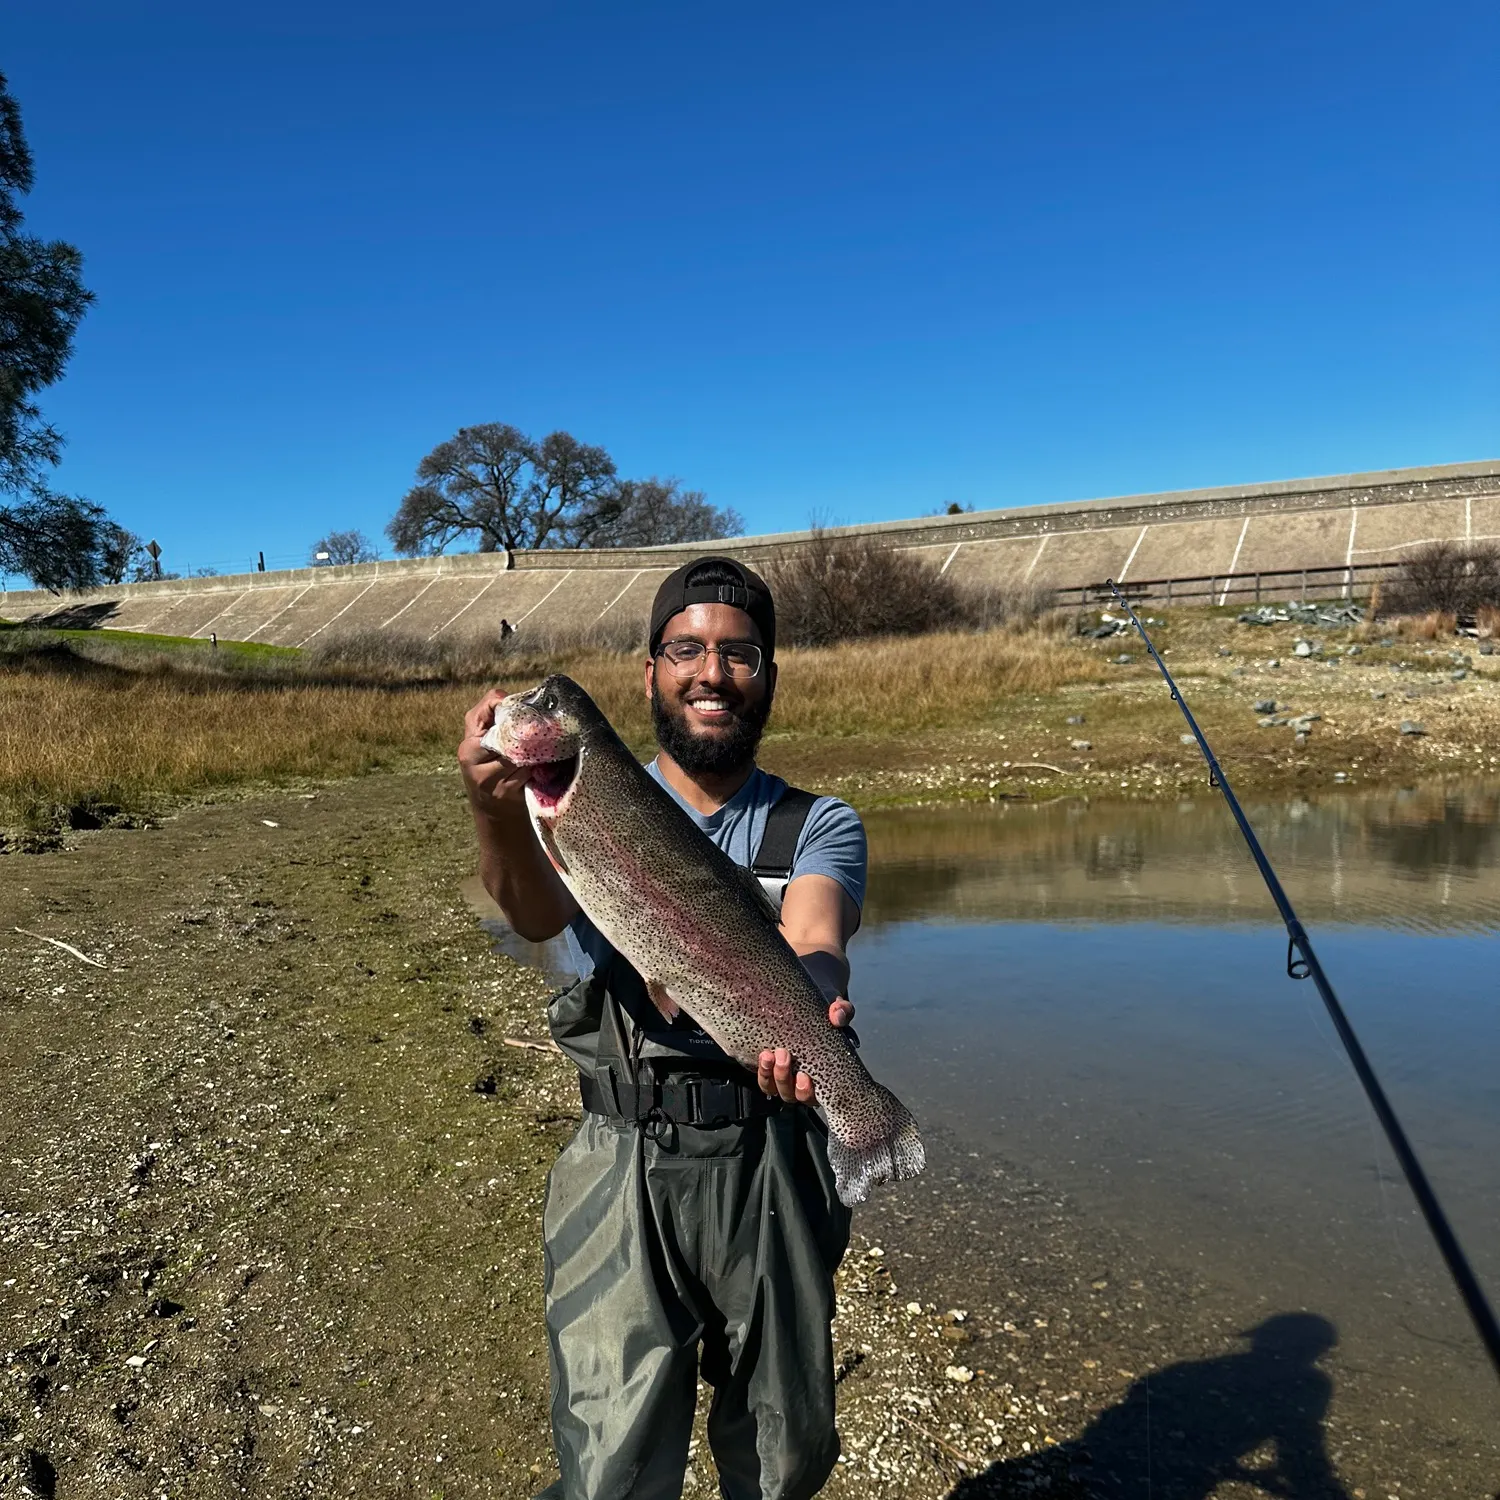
[1287,713,1321,728]
[1216,646,1232,657]
[1070,739,1092,751]
[1451,669,1467,681]
[1112,654,1132,665]
[1481,643,1494,656]
[1065,715,1086,725]
[1257,716,1282,728]
[1294,730,1309,745]
[1179,734,1196,745]
[124,1354,147,1369]
[940,1326,971,1343]
[944,1365,975,1384]
[1253,699,1277,713]
[905,1300,923,1314]
[1293,640,1317,657]
[1267,658,1280,668]
[1370,690,1386,700]
[1334,772,1348,782]
[1347,644,1362,655]
[1399,721,1426,736]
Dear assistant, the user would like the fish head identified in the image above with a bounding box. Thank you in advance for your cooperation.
[488,675,599,818]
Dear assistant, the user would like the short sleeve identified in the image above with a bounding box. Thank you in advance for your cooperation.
[790,797,867,916]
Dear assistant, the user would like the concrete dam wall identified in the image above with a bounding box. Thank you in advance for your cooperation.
[4,461,1497,648]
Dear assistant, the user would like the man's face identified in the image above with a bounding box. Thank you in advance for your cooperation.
[645,602,777,775]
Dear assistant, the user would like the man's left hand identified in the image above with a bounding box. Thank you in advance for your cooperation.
[757,997,855,1106]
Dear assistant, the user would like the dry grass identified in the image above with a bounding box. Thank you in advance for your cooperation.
[767,626,1101,735]
[0,624,1102,837]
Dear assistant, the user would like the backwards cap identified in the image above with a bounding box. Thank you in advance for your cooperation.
[648,555,776,660]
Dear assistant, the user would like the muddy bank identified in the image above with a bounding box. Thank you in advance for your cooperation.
[2,771,1496,1497]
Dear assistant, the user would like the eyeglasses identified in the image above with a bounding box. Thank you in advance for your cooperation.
[655,637,764,680]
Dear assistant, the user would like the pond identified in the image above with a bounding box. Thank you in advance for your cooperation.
[469,780,1500,1481]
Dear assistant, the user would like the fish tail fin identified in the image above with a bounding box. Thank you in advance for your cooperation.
[825,1085,926,1207]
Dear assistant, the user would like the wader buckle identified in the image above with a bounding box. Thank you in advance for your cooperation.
[688,1078,743,1128]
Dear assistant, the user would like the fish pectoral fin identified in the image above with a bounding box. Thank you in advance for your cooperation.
[645,978,682,1022]
[535,817,570,877]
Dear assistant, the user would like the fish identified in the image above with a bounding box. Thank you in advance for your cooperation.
[482,673,925,1206]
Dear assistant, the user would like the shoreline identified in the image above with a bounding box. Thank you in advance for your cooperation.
[8,604,1500,849]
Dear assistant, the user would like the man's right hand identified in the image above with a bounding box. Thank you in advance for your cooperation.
[459,688,534,821]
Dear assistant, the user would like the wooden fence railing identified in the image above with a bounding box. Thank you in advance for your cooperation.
[1052,559,1402,608]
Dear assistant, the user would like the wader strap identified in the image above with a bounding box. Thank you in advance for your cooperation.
[752,786,818,883]
[580,1072,782,1127]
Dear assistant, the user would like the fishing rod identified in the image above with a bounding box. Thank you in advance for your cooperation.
[1106,580,1500,1386]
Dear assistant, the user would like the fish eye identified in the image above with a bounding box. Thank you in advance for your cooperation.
[539,689,557,712]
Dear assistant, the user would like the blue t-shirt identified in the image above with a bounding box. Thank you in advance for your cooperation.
[565,760,867,988]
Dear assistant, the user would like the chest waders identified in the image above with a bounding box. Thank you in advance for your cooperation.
[535,788,854,1500]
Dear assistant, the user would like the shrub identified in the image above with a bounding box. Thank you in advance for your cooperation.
[1382,542,1500,616]
[764,530,965,647]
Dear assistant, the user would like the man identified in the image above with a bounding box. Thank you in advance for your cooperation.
[458,556,866,1500]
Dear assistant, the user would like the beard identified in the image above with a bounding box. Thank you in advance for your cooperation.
[651,679,772,776]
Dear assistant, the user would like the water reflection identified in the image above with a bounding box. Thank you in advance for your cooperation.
[862,782,1500,931]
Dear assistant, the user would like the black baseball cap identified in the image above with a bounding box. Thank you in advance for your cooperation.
[648,555,776,660]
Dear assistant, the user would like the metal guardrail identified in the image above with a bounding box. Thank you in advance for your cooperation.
[1056,559,1403,608]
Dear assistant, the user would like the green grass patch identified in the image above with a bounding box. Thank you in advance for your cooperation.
[0,620,299,660]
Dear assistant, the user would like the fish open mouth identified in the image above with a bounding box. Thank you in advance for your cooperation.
[527,752,580,813]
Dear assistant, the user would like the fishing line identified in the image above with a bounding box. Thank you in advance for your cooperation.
[1106,581,1500,1387]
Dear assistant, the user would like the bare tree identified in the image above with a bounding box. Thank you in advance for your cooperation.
[528,431,619,548]
[387,425,725,556]
[310,528,379,565]
[386,424,538,557]
[586,477,743,548]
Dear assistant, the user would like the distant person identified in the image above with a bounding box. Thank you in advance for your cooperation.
[459,556,866,1500]
[499,618,514,641]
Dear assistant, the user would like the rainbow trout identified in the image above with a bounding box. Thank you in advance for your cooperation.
[483,674,925,1205]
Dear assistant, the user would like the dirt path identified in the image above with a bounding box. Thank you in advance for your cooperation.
[2,772,1496,1497]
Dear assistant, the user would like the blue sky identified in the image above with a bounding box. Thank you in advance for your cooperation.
[7,1,1498,575]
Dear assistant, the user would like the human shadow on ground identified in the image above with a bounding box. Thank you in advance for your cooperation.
[947,1312,1352,1499]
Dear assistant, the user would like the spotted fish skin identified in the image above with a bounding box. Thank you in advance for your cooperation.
[483,674,925,1205]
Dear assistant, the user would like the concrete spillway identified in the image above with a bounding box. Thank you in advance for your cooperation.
[4,461,1497,648]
